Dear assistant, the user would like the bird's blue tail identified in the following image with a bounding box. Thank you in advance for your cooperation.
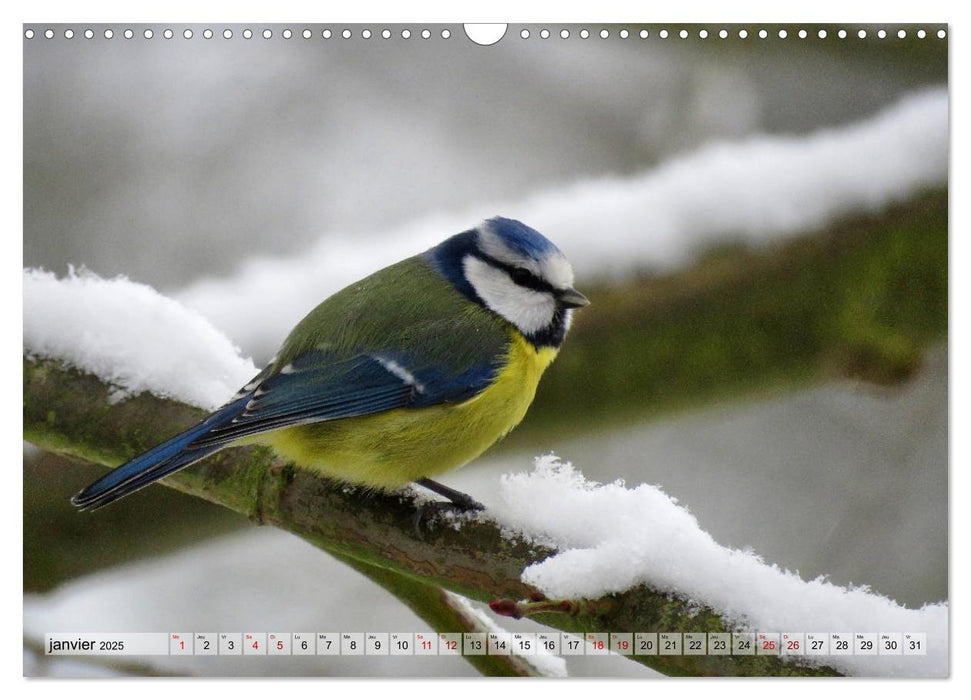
[71,397,248,510]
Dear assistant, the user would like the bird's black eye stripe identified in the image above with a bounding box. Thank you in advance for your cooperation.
[477,254,554,293]
[510,267,534,286]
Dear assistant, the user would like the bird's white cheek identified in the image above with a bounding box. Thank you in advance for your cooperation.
[463,256,556,335]
[510,294,558,335]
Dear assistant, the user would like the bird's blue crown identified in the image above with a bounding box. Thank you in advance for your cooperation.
[427,216,559,300]
[483,216,561,259]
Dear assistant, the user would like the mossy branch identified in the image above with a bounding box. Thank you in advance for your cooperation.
[24,355,840,677]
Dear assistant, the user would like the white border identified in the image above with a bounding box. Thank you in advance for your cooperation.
[8,1,961,697]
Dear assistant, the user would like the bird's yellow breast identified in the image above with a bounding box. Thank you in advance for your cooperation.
[254,332,558,489]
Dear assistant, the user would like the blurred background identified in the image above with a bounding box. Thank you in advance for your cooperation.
[23,23,947,677]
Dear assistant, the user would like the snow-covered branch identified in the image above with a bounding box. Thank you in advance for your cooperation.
[23,352,837,677]
[24,268,255,409]
[172,88,947,358]
[23,272,947,676]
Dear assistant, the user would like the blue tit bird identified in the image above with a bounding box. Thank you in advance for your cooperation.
[71,217,589,511]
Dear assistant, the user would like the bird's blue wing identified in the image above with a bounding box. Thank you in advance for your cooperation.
[188,349,502,447]
[72,349,502,509]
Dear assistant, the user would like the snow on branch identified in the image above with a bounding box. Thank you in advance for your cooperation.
[23,268,256,408]
[23,272,945,676]
[492,457,947,678]
[174,88,948,356]
[24,352,837,677]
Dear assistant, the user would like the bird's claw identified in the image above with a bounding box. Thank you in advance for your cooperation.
[411,497,484,538]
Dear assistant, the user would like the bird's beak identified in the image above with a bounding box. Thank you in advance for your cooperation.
[558,288,590,309]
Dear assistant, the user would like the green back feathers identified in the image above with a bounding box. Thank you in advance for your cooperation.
[274,255,511,374]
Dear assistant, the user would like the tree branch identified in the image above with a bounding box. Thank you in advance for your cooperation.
[24,355,840,676]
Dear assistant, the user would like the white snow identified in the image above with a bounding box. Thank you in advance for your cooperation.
[20,265,949,676]
[489,455,948,678]
[23,268,257,409]
[175,87,948,357]
[20,87,949,679]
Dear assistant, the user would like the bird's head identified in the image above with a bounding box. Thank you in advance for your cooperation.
[430,217,589,348]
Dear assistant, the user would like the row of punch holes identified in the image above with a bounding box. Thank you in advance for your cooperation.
[24,26,948,43]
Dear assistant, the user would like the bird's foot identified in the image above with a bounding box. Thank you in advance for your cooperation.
[410,480,484,538]
[411,498,484,539]
[408,478,484,538]
[415,478,484,512]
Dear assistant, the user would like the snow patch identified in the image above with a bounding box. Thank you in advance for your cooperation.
[491,455,948,677]
[175,88,947,357]
[23,268,257,409]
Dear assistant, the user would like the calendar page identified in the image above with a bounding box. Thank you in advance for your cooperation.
[23,18,948,679]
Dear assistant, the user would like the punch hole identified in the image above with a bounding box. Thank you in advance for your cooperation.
[322,29,332,39]
[401,29,411,39]
[877,29,886,39]
[838,29,847,39]
[818,29,827,38]
[223,29,233,39]
[464,24,506,46]
[561,29,570,39]
[242,29,253,39]
[917,29,926,38]
[381,29,391,39]
[677,29,686,39]
[203,29,213,39]
[621,29,630,39]
[24,28,34,39]
[124,29,133,39]
[263,29,273,39]
[421,29,431,39]
[759,29,768,39]
[183,29,193,39]
[898,30,906,38]
[857,29,867,39]
[659,29,668,39]
[699,29,708,39]
[540,29,550,39]
[600,29,609,39]
[798,29,807,38]
[937,29,946,39]
[283,29,292,39]
[104,29,113,39]
[520,29,529,39]
[639,29,647,39]
[64,29,74,39]
[738,29,748,39]
[778,29,787,39]
[84,29,94,39]
[302,29,311,39]
[362,29,372,39]
[143,29,153,39]
[441,29,451,39]
[163,29,173,39]
[581,29,590,39]
[719,29,728,38]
